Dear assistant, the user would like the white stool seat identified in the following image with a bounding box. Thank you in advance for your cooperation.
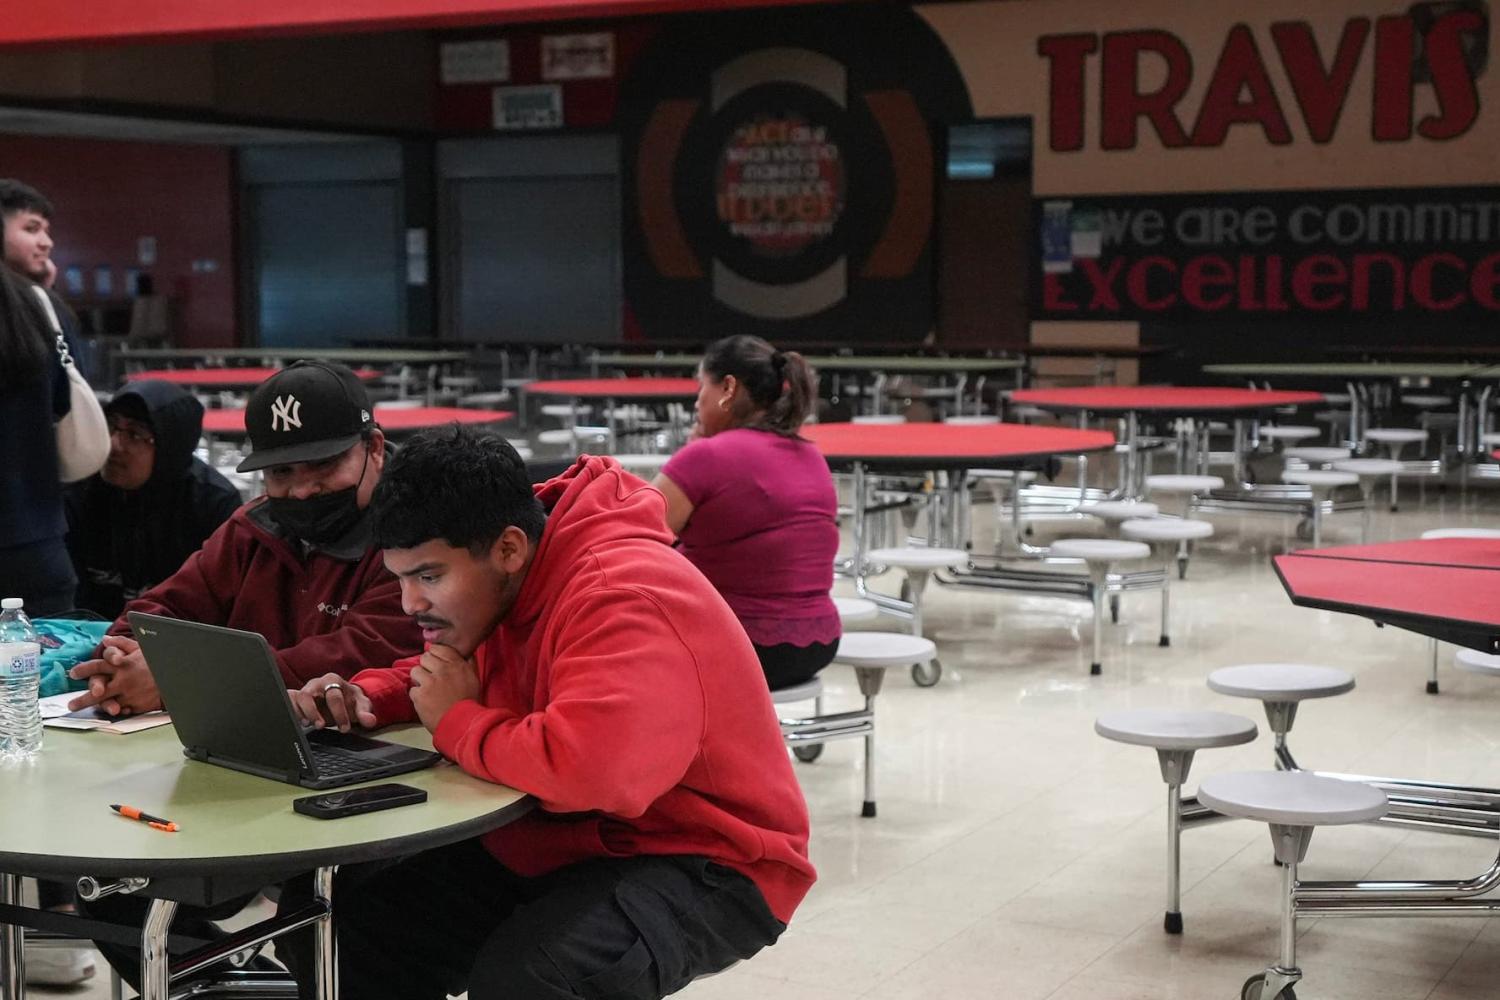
[1208,664,1355,701]
[1454,649,1500,676]
[770,677,825,704]
[458,391,512,408]
[540,403,590,418]
[1081,500,1160,521]
[943,415,1000,426]
[1261,426,1319,441]
[1421,528,1500,539]
[1332,458,1404,476]
[611,454,669,473]
[1050,538,1151,562]
[1283,446,1352,463]
[1145,474,1224,493]
[1199,771,1388,827]
[970,469,1038,482]
[1322,393,1352,404]
[852,414,906,425]
[1095,709,1258,751]
[1364,428,1427,444]
[832,596,878,623]
[1282,470,1358,488]
[1121,518,1214,543]
[834,632,936,668]
[866,546,967,570]
[1401,394,1450,408]
[537,429,576,446]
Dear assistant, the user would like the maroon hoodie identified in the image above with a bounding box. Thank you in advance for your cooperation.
[354,456,816,923]
[109,500,421,685]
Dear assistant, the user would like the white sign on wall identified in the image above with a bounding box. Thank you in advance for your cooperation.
[541,33,614,80]
[493,85,564,130]
[441,39,510,84]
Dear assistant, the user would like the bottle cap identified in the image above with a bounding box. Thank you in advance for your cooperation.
[1,598,22,610]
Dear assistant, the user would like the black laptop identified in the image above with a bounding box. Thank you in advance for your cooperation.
[129,612,441,789]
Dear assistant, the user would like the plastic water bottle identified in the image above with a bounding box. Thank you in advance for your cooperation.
[0,597,43,759]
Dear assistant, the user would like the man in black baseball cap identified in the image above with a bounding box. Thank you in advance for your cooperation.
[69,359,420,989]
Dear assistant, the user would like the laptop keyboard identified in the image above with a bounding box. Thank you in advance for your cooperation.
[310,746,379,776]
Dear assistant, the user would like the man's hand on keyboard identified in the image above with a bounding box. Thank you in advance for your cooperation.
[290,674,376,733]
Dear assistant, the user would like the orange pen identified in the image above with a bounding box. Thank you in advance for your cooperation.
[110,804,180,833]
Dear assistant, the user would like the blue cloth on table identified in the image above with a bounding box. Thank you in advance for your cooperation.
[34,618,108,697]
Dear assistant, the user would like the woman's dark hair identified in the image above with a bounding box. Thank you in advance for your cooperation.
[371,424,547,553]
[701,335,816,437]
[0,267,50,388]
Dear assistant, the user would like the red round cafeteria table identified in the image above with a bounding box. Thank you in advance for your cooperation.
[1010,386,1326,495]
[805,421,1117,601]
[523,378,698,450]
[1009,386,1324,413]
[125,367,381,389]
[1275,537,1500,654]
[523,377,698,399]
[804,420,1116,470]
[201,406,513,436]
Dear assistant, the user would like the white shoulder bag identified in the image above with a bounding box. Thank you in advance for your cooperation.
[33,285,110,483]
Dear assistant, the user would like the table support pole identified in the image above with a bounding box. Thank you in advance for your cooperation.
[852,462,869,596]
[140,897,178,1000]
[314,866,338,1000]
[1,874,22,1000]
[1232,420,1248,488]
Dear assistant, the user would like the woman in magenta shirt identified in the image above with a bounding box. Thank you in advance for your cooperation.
[652,335,841,690]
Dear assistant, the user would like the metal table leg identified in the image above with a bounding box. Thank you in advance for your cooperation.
[314,866,337,1000]
[1,874,22,1000]
[140,897,179,1000]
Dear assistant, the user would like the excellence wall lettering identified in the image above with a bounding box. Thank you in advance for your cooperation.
[1035,187,1500,319]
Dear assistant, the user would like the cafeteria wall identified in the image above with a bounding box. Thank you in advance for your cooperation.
[919,0,1499,363]
[0,134,237,347]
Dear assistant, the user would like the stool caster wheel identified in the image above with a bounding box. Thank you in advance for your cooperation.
[793,744,825,763]
[1241,973,1296,1000]
[912,659,942,687]
[1109,594,1121,624]
[1426,680,1440,695]
[1178,557,1188,580]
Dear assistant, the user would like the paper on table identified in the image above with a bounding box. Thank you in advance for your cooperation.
[39,693,170,734]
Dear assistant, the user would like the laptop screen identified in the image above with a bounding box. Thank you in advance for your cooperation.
[129,612,314,779]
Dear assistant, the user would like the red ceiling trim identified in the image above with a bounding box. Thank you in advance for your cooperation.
[0,0,833,48]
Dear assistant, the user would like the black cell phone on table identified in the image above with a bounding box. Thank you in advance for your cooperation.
[292,783,427,820]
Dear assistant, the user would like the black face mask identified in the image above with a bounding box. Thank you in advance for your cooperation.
[265,447,368,545]
[264,487,362,545]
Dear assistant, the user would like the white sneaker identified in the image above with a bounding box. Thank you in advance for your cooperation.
[23,944,97,986]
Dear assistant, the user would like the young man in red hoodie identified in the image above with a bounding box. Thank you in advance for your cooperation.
[285,426,815,999]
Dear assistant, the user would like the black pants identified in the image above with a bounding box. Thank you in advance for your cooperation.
[1,538,76,616]
[79,890,268,992]
[275,840,784,1000]
[756,639,838,691]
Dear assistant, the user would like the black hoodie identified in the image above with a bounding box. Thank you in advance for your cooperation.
[64,380,243,619]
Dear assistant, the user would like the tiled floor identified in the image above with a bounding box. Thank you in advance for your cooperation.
[36,468,1500,999]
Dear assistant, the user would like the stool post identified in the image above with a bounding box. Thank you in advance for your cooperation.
[1428,637,1441,695]
[1157,749,1195,933]
[1089,568,1106,675]
[907,570,930,639]
[855,666,886,818]
[140,896,179,1000]
[1156,545,1173,647]
[1,874,22,1000]
[314,865,338,1000]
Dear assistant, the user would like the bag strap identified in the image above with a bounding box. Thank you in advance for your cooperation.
[28,285,74,368]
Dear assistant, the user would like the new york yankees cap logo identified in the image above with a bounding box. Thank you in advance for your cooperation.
[237,361,375,472]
